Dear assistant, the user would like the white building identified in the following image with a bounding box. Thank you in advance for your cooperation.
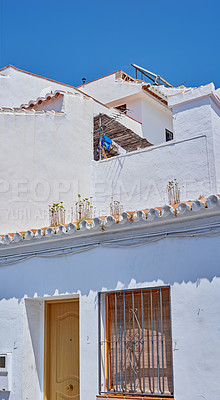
[0,65,219,232]
[0,65,219,400]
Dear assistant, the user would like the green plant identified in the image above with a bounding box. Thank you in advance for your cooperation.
[49,202,66,226]
[74,195,93,222]
[109,196,123,215]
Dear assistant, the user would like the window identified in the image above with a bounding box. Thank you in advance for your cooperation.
[165,129,173,142]
[98,287,173,397]
[0,356,5,369]
[115,104,127,114]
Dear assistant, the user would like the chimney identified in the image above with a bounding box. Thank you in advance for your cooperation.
[82,77,86,85]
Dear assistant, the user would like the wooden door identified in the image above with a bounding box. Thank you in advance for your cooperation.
[44,300,79,400]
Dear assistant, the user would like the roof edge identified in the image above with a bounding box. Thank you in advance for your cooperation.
[0,195,219,265]
[168,83,216,108]
[0,64,14,71]
[76,70,145,88]
[0,194,219,244]
[0,64,80,89]
[76,70,122,88]
[1,65,141,125]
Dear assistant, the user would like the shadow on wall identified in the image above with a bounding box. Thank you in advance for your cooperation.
[25,300,43,393]
[0,235,220,300]
[108,157,126,191]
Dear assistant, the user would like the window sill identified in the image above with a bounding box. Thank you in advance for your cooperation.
[97,395,174,400]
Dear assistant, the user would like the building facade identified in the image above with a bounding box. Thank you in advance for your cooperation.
[0,65,219,232]
[0,65,219,400]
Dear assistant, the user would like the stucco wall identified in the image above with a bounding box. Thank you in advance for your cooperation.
[78,73,142,105]
[0,70,219,235]
[80,72,174,145]
[0,67,78,108]
[0,68,142,136]
[106,94,143,124]
[91,134,213,215]
[141,95,173,144]
[124,96,143,123]
[171,96,217,194]
[0,228,220,400]
[0,94,94,233]
[211,99,220,192]
[106,93,173,145]
[0,85,143,234]
[172,97,213,141]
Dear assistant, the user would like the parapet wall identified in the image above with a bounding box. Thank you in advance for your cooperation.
[92,134,216,215]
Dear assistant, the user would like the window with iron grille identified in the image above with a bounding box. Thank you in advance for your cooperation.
[98,287,173,397]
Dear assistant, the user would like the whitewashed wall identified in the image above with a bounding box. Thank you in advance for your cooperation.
[106,93,173,145]
[172,97,213,141]
[0,66,79,107]
[92,135,213,215]
[91,89,220,215]
[0,66,219,233]
[0,69,219,235]
[80,72,173,145]
[0,223,220,400]
[0,93,94,233]
[171,89,218,195]
[78,72,142,105]
[140,94,173,144]
[211,98,220,192]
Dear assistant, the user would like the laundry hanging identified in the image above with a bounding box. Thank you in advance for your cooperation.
[102,134,112,150]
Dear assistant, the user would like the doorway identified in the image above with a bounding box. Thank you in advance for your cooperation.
[44,299,79,400]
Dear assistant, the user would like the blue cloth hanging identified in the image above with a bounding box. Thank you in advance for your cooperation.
[102,134,112,150]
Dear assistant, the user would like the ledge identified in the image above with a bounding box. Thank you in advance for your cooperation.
[97,395,174,400]
[0,195,220,247]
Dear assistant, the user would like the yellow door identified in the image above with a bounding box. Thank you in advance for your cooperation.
[44,300,79,400]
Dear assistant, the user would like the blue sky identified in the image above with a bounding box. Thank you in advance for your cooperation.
[0,0,219,88]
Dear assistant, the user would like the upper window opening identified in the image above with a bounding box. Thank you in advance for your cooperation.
[115,104,127,114]
[99,287,173,397]
[0,356,6,369]
[165,129,173,142]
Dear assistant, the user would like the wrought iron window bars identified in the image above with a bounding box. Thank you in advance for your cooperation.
[99,287,174,397]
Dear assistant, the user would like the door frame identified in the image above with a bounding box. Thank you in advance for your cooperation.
[43,297,80,400]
